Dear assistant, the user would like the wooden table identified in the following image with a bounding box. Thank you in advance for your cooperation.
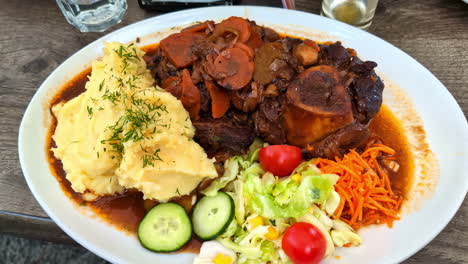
[1,0,467,262]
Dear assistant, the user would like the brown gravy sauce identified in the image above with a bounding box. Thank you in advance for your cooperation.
[46,44,413,254]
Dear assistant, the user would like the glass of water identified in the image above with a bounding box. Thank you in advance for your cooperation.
[321,0,379,30]
[56,0,128,32]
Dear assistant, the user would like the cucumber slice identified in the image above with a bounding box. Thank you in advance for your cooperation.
[192,192,234,240]
[138,203,192,252]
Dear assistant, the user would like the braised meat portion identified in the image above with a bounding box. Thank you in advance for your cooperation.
[253,96,287,145]
[283,65,354,146]
[148,17,384,159]
[193,117,255,156]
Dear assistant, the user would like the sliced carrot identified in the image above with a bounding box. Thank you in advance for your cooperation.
[214,16,251,43]
[160,32,204,68]
[180,69,201,120]
[209,47,254,90]
[205,80,230,118]
[182,21,214,33]
[315,143,403,230]
[233,42,254,58]
[161,76,182,98]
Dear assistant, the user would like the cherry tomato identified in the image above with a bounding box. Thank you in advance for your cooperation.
[282,222,327,264]
[259,145,302,176]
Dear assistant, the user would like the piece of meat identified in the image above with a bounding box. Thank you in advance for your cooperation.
[253,96,287,144]
[346,57,384,124]
[149,49,178,83]
[303,122,370,159]
[262,27,280,42]
[318,42,352,71]
[279,37,302,53]
[283,65,354,146]
[193,118,255,156]
[230,81,263,112]
[198,81,211,116]
[349,74,384,123]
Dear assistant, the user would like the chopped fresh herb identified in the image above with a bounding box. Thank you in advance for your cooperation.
[99,79,105,91]
[87,106,93,118]
[102,89,121,104]
[142,148,162,168]
[113,44,141,74]
[176,188,181,196]
[98,106,104,111]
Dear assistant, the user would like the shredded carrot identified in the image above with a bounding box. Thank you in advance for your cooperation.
[315,142,403,230]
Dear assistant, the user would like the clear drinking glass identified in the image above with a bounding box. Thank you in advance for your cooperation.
[56,0,128,32]
[321,0,379,30]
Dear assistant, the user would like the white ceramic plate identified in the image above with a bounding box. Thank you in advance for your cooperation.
[19,6,468,264]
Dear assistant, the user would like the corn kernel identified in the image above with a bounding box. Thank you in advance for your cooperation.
[213,254,233,264]
[249,216,264,229]
[292,174,301,182]
[265,226,280,240]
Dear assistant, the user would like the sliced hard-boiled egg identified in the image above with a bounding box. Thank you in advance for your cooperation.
[193,240,237,264]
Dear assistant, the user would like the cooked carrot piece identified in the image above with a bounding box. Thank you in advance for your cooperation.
[214,16,251,43]
[161,76,182,98]
[162,76,180,90]
[180,69,201,120]
[182,21,214,33]
[205,80,230,118]
[210,47,254,90]
[233,42,254,58]
[159,32,204,68]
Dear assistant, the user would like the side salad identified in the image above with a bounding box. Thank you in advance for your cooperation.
[137,140,362,264]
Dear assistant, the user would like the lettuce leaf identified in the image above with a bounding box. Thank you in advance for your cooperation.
[244,173,336,219]
[217,238,262,259]
[201,157,239,196]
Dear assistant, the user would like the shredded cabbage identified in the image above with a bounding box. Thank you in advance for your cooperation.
[199,139,361,264]
[244,171,336,219]
[202,157,239,196]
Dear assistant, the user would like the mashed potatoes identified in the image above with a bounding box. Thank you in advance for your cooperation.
[52,42,217,201]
